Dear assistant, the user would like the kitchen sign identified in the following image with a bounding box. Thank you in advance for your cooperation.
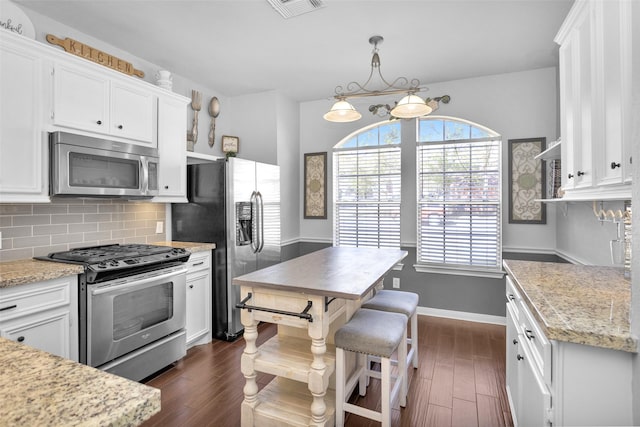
[0,2,35,39]
[46,34,145,78]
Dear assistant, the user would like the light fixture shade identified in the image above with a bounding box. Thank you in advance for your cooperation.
[323,100,362,122]
[390,94,433,118]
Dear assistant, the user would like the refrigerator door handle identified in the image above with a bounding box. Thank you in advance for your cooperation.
[257,191,265,252]
[250,191,260,253]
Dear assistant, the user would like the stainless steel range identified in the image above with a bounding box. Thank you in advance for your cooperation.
[37,244,190,381]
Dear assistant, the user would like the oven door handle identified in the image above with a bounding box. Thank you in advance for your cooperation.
[90,267,187,296]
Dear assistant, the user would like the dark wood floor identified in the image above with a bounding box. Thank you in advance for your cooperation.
[141,315,513,427]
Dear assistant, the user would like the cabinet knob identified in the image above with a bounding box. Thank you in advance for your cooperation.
[96,120,102,125]
[610,162,621,169]
[513,338,518,345]
[516,354,524,361]
[17,336,25,342]
[525,329,535,340]
[189,284,194,289]
[567,173,574,179]
[577,171,585,177]
[508,294,515,301]
[118,125,123,129]
[164,185,169,190]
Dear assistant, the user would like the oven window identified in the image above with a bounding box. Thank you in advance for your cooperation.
[113,282,174,340]
[69,152,139,188]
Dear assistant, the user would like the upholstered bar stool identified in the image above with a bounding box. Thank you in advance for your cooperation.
[361,289,419,369]
[334,308,408,427]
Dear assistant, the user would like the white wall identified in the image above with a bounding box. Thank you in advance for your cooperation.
[299,68,559,249]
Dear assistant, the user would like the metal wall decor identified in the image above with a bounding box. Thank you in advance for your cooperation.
[304,152,327,219]
[208,97,220,147]
[508,137,546,224]
[186,90,202,151]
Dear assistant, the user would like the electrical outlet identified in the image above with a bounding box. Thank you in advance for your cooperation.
[155,221,164,234]
[392,277,400,288]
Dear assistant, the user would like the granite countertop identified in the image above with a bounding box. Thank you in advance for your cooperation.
[503,260,637,353]
[0,338,160,426]
[0,241,215,289]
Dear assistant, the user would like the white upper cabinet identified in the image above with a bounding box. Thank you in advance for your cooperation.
[153,94,188,202]
[0,32,49,203]
[52,62,157,147]
[555,0,634,200]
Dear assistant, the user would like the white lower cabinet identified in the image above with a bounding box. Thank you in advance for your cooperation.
[185,251,212,347]
[505,275,633,427]
[0,276,79,361]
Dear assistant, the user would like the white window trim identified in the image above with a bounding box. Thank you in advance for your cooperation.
[413,264,505,279]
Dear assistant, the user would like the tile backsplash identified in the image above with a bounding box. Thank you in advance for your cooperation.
[0,200,166,262]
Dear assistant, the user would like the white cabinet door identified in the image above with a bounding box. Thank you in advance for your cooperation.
[111,81,156,144]
[0,34,48,202]
[2,311,71,359]
[53,63,110,134]
[505,303,520,424]
[185,251,211,347]
[518,337,552,427]
[154,95,187,202]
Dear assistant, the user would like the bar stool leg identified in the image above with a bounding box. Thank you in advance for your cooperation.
[411,310,418,368]
[381,356,391,427]
[358,353,367,396]
[399,326,408,407]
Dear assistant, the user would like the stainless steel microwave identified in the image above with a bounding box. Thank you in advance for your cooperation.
[50,131,159,198]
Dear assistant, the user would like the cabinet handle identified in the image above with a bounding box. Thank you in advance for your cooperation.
[516,354,524,361]
[189,284,194,289]
[96,120,102,125]
[164,185,169,190]
[513,338,518,345]
[610,162,621,169]
[192,261,204,267]
[0,304,17,312]
[17,336,25,342]
[118,125,123,129]
[525,329,535,340]
[577,171,585,176]
[508,294,515,301]
[567,173,574,179]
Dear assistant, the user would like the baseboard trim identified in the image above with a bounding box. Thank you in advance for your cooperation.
[417,306,506,326]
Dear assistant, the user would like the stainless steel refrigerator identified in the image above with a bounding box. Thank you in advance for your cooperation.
[171,157,280,341]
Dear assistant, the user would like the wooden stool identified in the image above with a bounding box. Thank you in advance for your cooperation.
[362,289,419,369]
[334,308,407,427]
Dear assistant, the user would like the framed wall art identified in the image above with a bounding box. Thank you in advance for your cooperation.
[508,137,546,224]
[304,152,327,219]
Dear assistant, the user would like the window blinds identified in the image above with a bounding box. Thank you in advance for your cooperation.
[417,140,501,269]
[334,146,401,248]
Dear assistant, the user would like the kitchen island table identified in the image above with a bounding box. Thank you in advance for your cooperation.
[233,246,407,427]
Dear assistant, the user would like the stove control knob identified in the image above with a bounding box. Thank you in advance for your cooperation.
[110,261,119,266]
[97,262,107,269]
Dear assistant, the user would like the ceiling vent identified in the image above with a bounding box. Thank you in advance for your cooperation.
[266,0,325,19]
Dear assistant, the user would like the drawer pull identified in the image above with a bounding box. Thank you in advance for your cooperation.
[192,261,204,267]
[525,329,535,340]
[611,162,621,169]
[0,305,17,312]
[17,336,25,342]
[513,338,518,345]
[577,170,585,177]
[118,125,123,129]
[516,354,524,361]
[567,173,574,179]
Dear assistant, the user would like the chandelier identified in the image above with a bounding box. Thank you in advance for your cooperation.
[323,35,450,123]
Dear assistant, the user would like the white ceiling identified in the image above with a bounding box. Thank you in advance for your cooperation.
[15,0,574,102]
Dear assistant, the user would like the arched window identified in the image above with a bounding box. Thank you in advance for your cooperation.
[416,116,502,274]
[333,121,401,248]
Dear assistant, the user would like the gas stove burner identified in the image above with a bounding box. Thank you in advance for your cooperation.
[35,243,191,283]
